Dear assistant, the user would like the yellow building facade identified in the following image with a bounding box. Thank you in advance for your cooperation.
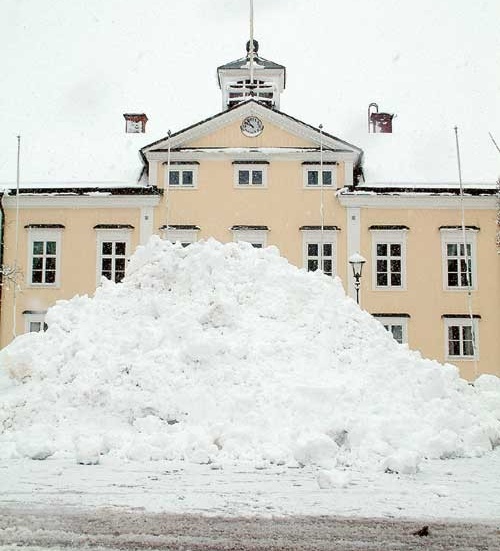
[1,43,498,379]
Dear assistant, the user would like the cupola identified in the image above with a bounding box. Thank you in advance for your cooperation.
[217,40,286,111]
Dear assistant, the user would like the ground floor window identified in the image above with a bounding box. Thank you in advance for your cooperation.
[23,311,48,333]
[161,225,199,247]
[231,226,268,248]
[444,317,479,359]
[372,314,409,344]
[301,228,338,277]
[95,227,132,285]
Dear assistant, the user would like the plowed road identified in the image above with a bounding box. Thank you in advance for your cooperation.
[1,507,499,550]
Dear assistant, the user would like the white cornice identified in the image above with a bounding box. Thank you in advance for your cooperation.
[2,195,160,209]
[143,102,361,159]
[146,149,356,163]
[338,193,496,210]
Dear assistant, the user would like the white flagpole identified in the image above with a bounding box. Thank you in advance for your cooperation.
[13,135,21,339]
[249,0,255,85]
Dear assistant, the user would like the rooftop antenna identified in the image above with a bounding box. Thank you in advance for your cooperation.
[249,0,255,85]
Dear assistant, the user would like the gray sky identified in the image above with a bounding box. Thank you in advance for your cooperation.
[1,0,499,183]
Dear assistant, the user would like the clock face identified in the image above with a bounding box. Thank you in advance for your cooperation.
[241,116,264,137]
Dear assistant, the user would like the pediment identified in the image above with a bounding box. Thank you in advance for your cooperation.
[142,101,362,159]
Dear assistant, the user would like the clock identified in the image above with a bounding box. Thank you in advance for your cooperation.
[240,116,264,137]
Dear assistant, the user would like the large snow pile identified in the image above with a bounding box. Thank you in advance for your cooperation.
[1,238,499,472]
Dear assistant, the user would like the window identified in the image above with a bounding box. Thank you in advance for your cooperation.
[371,228,407,290]
[234,164,267,188]
[165,165,198,188]
[301,228,338,276]
[231,226,268,248]
[441,229,477,290]
[101,241,127,282]
[161,225,199,246]
[373,315,409,344]
[303,166,335,188]
[27,227,63,287]
[95,228,132,284]
[444,317,479,360]
[23,311,48,334]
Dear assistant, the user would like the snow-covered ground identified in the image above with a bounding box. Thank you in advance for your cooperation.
[1,450,500,522]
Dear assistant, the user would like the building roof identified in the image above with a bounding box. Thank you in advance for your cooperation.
[217,54,285,72]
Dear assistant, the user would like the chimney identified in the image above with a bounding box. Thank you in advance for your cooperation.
[368,103,394,133]
[123,113,148,133]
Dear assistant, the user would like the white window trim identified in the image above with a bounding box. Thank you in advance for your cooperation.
[440,229,478,291]
[233,164,268,188]
[165,165,198,189]
[301,229,338,276]
[95,228,132,286]
[303,165,337,189]
[24,311,47,333]
[373,315,408,344]
[27,227,63,288]
[232,228,268,247]
[371,229,407,291]
[444,317,479,361]
[161,227,199,245]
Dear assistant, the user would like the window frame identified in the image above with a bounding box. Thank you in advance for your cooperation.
[23,311,48,334]
[371,229,407,291]
[165,165,198,189]
[161,226,199,246]
[303,165,336,189]
[27,227,63,287]
[301,229,338,277]
[444,317,479,361]
[440,229,478,291]
[95,228,132,285]
[233,164,268,189]
[373,315,409,344]
[232,228,268,248]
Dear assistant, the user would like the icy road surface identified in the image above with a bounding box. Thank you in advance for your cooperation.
[1,507,500,550]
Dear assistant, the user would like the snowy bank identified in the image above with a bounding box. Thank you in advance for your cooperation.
[0,238,499,472]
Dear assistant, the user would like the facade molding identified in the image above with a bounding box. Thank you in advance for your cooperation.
[147,149,355,163]
[338,193,496,210]
[3,195,160,209]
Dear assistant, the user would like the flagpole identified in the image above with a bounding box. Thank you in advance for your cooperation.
[13,135,21,338]
[249,0,255,85]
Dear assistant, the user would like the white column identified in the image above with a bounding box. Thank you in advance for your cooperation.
[347,207,361,299]
[140,207,154,245]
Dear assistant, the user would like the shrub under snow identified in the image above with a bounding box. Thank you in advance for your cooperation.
[0,237,499,472]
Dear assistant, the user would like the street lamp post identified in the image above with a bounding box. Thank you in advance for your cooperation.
[348,253,366,305]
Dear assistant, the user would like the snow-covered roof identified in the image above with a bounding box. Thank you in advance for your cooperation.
[0,181,156,195]
[217,54,285,72]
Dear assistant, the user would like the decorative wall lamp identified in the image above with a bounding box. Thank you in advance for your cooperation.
[348,252,366,305]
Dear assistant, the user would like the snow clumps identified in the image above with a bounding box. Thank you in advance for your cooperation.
[0,237,499,472]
